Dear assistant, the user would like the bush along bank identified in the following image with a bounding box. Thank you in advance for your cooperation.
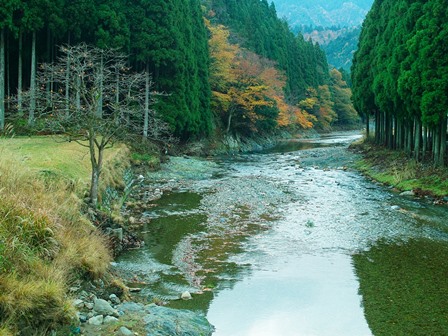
[350,138,448,205]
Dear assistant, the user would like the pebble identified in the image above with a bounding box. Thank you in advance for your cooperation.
[73,299,84,308]
[400,190,415,196]
[118,327,133,336]
[103,316,119,324]
[181,291,192,300]
[87,315,104,325]
[109,293,121,305]
[391,205,401,210]
[77,313,88,323]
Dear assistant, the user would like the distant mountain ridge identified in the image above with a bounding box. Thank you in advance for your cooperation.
[271,0,373,70]
[271,0,373,28]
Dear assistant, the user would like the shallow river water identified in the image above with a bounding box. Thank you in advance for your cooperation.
[116,132,448,336]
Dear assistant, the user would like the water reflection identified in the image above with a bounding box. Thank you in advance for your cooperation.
[208,254,372,336]
[353,239,448,335]
[263,132,362,154]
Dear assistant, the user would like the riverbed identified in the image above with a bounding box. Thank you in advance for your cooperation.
[115,132,448,335]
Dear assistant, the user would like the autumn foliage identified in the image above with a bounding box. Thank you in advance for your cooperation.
[207,21,317,135]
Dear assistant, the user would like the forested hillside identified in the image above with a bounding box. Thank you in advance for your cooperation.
[207,0,359,131]
[0,0,359,145]
[301,27,361,71]
[352,0,447,166]
[0,0,211,139]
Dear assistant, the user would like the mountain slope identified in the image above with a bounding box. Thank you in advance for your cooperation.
[271,0,373,70]
[302,27,362,71]
[272,0,373,28]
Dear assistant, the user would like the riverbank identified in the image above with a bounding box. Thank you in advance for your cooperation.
[0,137,129,335]
[0,136,220,335]
[350,139,448,203]
[176,129,321,156]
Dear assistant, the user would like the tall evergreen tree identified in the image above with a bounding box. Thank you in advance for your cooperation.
[128,0,211,139]
[0,0,20,130]
[352,0,447,166]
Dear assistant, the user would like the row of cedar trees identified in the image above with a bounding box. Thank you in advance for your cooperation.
[351,0,448,166]
[0,0,359,141]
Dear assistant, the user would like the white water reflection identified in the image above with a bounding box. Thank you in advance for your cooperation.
[208,253,372,336]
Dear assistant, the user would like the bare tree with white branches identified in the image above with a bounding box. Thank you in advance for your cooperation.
[20,43,175,206]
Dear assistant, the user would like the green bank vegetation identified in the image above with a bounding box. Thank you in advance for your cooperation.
[0,137,130,334]
[352,137,448,198]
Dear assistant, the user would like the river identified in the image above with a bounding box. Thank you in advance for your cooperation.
[115,132,448,336]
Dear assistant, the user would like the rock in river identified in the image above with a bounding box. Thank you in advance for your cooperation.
[181,291,192,300]
[87,315,103,325]
[93,298,116,316]
[144,306,214,336]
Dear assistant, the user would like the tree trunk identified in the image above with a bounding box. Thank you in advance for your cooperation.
[396,118,403,149]
[0,28,5,130]
[439,115,447,167]
[18,31,23,114]
[96,53,103,118]
[226,109,233,134]
[28,31,37,126]
[375,110,380,144]
[365,113,370,139]
[46,27,51,107]
[392,116,396,149]
[422,126,427,159]
[143,63,150,138]
[65,33,71,116]
[115,67,119,106]
[6,30,10,110]
[76,75,81,111]
[405,121,413,156]
[414,117,421,162]
[88,134,104,207]
[90,166,100,208]
[433,126,440,166]
[65,50,71,116]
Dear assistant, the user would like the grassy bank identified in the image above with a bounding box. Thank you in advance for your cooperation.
[351,139,448,198]
[0,137,130,334]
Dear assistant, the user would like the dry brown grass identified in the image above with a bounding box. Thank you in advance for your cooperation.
[0,137,130,333]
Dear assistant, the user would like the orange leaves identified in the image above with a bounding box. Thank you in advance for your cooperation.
[297,85,337,131]
[277,104,315,129]
[207,20,321,133]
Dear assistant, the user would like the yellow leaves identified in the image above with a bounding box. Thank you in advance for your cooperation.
[277,104,316,129]
[207,20,321,132]
[295,108,316,129]
[211,91,232,113]
[208,24,238,92]
[299,97,319,111]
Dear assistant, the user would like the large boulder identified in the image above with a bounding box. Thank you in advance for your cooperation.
[144,305,214,336]
[93,298,116,316]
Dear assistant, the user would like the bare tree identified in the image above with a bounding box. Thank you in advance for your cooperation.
[0,29,5,130]
[22,43,174,207]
